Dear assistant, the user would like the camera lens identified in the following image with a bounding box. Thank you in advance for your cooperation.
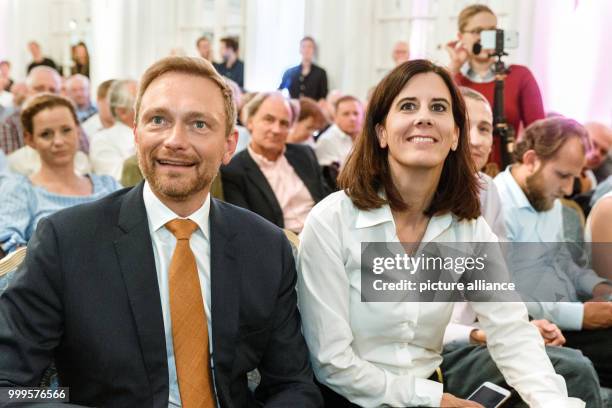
[472,42,482,55]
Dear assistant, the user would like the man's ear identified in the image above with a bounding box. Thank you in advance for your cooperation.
[222,128,239,165]
[522,149,540,173]
[375,124,387,148]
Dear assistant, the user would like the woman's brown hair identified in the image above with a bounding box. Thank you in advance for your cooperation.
[20,93,79,135]
[338,59,480,220]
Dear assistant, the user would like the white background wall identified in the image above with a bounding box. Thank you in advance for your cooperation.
[0,0,610,123]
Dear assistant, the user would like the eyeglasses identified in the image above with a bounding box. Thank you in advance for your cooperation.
[462,26,496,35]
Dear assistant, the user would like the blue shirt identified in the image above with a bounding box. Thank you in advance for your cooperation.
[0,173,121,254]
[494,166,607,329]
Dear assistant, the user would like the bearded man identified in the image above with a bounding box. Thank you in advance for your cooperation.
[0,56,322,407]
[494,116,612,387]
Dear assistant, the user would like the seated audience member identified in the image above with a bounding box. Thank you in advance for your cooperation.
[214,37,244,89]
[298,59,584,407]
[314,95,364,167]
[585,191,612,280]
[0,56,322,407]
[1,66,89,154]
[287,97,328,146]
[224,78,251,155]
[89,79,138,180]
[222,92,329,233]
[443,302,603,407]
[26,41,58,73]
[279,37,328,102]
[82,79,115,137]
[442,87,603,407]
[65,74,97,122]
[0,60,14,91]
[0,94,119,258]
[585,122,612,184]
[446,4,545,169]
[494,117,612,387]
[391,40,410,67]
[460,87,506,237]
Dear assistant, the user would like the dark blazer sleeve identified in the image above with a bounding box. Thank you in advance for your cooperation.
[305,145,333,199]
[0,218,63,386]
[254,230,323,407]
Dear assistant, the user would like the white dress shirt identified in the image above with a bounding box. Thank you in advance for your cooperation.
[494,167,607,330]
[314,124,354,167]
[478,172,507,239]
[143,182,214,408]
[89,121,135,181]
[81,113,102,140]
[298,190,579,408]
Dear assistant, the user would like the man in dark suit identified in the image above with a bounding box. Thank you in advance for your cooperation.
[0,56,322,408]
[221,92,330,233]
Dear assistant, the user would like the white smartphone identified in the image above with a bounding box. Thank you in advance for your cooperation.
[467,382,511,408]
[480,29,519,51]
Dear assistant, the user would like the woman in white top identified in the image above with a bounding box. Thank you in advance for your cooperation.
[297,60,583,407]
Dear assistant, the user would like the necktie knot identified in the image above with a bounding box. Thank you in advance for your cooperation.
[165,219,198,241]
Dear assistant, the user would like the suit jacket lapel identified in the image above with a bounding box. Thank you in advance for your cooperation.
[114,182,169,403]
[242,152,283,218]
[209,199,241,406]
[285,145,320,201]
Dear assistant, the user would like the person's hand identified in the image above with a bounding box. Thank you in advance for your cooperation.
[531,319,565,346]
[440,393,484,407]
[591,282,612,300]
[582,302,612,330]
[444,40,469,74]
[469,328,487,345]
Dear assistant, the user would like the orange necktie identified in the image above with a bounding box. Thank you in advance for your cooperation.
[165,219,215,408]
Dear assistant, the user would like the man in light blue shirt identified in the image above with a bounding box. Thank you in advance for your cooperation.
[494,116,612,387]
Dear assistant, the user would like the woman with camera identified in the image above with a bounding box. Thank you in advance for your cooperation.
[446,4,545,171]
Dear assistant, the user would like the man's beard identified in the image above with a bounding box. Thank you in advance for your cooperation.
[138,151,215,202]
[524,169,554,212]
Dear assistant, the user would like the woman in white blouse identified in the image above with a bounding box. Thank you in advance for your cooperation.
[297,60,583,407]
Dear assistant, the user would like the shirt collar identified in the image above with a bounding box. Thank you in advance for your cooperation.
[331,124,352,140]
[460,62,496,83]
[247,144,286,167]
[142,181,210,239]
[354,194,454,243]
[498,166,534,210]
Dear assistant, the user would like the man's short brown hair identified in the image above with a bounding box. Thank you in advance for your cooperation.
[334,95,362,111]
[220,37,239,52]
[134,56,236,137]
[513,117,589,163]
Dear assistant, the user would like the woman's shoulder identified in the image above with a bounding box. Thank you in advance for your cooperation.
[508,64,536,79]
[309,190,353,218]
[89,174,122,194]
[0,173,32,194]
